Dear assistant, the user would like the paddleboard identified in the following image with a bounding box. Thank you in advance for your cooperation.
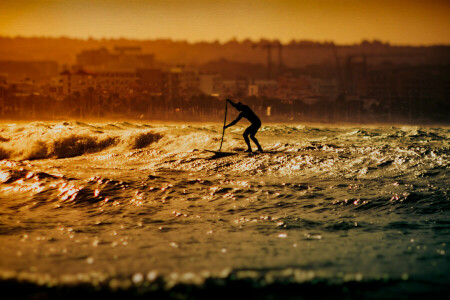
[204,150,271,156]
[205,150,239,155]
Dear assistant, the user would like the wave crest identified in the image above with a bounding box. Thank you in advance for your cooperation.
[125,132,163,149]
[15,135,117,160]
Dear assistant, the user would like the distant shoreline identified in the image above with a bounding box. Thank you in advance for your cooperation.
[1,117,449,127]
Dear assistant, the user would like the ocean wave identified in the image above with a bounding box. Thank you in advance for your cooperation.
[0,124,164,160]
[405,129,446,140]
[0,146,11,160]
[124,132,163,149]
[345,129,379,137]
[10,134,118,160]
[382,128,448,140]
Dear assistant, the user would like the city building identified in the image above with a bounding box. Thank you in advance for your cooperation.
[136,68,164,95]
[248,80,278,98]
[277,75,315,99]
[0,60,58,83]
[170,66,201,97]
[308,77,339,99]
[76,47,155,70]
[94,70,137,95]
[199,74,221,96]
[60,69,137,97]
[366,69,396,99]
[162,70,180,101]
[220,78,248,98]
[60,69,95,96]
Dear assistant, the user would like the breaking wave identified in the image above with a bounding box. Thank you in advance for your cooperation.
[0,122,163,160]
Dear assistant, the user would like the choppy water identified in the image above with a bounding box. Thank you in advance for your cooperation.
[0,121,449,298]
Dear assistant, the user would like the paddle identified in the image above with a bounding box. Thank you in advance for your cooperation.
[218,100,227,151]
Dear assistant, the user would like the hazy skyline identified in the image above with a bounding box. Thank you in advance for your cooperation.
[0,0,449,45]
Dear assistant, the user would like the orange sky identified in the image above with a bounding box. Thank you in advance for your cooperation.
[0,0,449,45]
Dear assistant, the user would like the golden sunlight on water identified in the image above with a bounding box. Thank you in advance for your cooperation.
[0,122,449,298]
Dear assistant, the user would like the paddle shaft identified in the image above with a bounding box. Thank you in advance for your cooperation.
[219,100,227,151]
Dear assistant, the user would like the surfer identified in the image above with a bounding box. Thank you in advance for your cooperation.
[224,99,263,152]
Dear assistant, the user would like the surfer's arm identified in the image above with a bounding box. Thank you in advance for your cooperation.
[225,113,243,128]
[226,99,239,109]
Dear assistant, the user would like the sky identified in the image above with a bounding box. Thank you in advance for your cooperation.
[0,0,449,45]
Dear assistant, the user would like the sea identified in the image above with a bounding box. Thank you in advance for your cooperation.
[0,121,449,299]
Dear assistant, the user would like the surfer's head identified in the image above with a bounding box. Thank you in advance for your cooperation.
[236,102,244,111]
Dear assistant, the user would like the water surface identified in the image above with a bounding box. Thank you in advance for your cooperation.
[0,122,449,298]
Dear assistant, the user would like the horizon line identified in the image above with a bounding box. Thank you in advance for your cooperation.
[1,34,449,47]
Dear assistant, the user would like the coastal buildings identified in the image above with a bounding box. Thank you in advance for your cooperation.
[0,44,447,122]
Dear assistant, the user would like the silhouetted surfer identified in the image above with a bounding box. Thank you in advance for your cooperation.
[224,99,263,152]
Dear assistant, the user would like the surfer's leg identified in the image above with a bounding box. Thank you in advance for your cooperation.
[250,135,263,152]
[249,124,263,152]
[243,127,252,152]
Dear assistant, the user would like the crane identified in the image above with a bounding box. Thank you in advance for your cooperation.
[252,41,283,80]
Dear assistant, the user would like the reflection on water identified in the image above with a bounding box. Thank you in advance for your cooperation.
[0,122,449,298]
